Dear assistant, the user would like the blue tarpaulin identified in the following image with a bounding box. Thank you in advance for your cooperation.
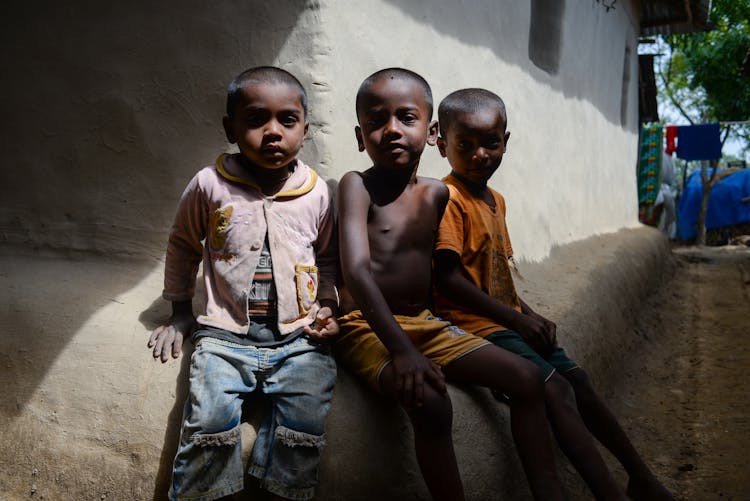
[677,168,750,240]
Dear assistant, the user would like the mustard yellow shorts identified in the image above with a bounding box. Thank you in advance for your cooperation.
[334,309,489,391]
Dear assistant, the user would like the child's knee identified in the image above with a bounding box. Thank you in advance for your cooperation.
[274,425,326,449]
[545,373,576,408]
[563,367,595,396]
[190,425,242,447]
[507,360,545,401]
[408,387,453,435]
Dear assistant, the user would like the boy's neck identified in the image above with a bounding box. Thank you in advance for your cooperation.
[364,163,420,206]
[237,154,296,195]
[450,171,496,208]
[370,163,420,184]
[450,170,488,192]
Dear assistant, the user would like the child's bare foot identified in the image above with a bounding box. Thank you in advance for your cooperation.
[626,475,676,501]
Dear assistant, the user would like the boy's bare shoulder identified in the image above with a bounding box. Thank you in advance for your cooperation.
[416,175,449,204]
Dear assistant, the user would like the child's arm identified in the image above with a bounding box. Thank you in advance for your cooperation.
[434,249,556,354]
[148,174,206,362]
[305,190,340,342]
[338,172,446,407]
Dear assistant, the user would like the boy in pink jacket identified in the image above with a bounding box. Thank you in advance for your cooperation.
[148,66,338,501]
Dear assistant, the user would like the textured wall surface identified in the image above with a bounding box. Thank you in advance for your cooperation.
[0,227,671,500]
[0,1,655,499]
[1,0,641,261]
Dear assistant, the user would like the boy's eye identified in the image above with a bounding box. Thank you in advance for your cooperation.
[279,114,299,126]
[245,112,269,128]
[484,136,502,149]
[365,116,385,128]
[457,141,471,150]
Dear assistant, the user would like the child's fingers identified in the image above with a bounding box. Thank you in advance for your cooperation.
[172,333,183,358]
[547,322,557,346]
[414,372,425,407]
[428,364,447,396]
[148,326,163,347]
[402,373,415,408]
[151,328,166,358]
[160,332,174,362]
[155,329,175,363]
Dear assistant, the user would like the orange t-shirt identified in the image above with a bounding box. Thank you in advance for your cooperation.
[433,175,521,337]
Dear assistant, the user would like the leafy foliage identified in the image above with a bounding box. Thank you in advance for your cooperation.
[660,0,750,149]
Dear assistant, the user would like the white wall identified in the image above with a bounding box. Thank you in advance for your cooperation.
[0,0,641,262]
[311,0,642,261]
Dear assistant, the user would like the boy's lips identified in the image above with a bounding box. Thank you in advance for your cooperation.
[262,145,285,156]
[384,142,407,153]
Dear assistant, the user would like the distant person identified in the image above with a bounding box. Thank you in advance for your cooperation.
[655,152,677,238]
[433,87,676,501]
[148,66,339,501]
[335,68,564,501]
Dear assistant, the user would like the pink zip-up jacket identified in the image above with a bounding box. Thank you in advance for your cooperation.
[163,153,338,335]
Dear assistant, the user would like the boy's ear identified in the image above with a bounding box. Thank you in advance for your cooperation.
[301,121,309,146]
[504,131,511,149]
[222,116,236,144]
[437,136,448,158]
[426,120,439,146]
[354,125,365,152]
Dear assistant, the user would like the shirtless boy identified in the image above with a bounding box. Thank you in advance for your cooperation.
[335,68,564,501]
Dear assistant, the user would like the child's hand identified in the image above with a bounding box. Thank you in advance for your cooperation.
[304,306,340,342]
[514,314,556,356]
[148,314,194,363]
[391,349,447,408]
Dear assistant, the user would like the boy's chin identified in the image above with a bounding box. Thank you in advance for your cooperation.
[239,154,294,171]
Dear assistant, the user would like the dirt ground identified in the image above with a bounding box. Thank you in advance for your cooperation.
[604,244,750,501]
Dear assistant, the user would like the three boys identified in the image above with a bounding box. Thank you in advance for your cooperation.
[151,64,671,501]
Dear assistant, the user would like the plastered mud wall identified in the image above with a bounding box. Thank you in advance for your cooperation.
[0,227,671,499]
[1,0,641,262]
[0,0,654,499]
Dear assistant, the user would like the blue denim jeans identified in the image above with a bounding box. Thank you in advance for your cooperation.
[169,332,337,501]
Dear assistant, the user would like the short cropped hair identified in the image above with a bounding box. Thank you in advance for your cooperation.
[356,68,434,119]
[438,88,507,136]
[226,66,308,118]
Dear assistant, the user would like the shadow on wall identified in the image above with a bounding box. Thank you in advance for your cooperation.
[0,0,309,403]
[0,0,311,257]
[0,0,311,484]
[381,0,628,127]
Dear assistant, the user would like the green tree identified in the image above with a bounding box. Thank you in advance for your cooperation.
[655,0,750,244]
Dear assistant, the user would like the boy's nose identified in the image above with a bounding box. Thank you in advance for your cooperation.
[264,120,283,137]
[473,148,489,163]
[383,116,402,137]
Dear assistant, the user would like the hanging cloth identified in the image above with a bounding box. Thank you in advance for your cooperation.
[637,124,663,225]
[676,123,722,160]
[665,125,678,155]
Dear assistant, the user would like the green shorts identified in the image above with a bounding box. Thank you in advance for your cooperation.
[485,330,578,381]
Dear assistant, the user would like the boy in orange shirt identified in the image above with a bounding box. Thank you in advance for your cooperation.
[433,88,675,501]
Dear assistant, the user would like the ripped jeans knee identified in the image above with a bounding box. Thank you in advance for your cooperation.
[191,426,242,447]
[249,423,328,501]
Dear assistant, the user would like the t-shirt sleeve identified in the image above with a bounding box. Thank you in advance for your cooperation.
[436,188,465,255]
[497,195,514,258]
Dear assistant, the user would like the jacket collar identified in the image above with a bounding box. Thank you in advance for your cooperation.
[215,153,318,198]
